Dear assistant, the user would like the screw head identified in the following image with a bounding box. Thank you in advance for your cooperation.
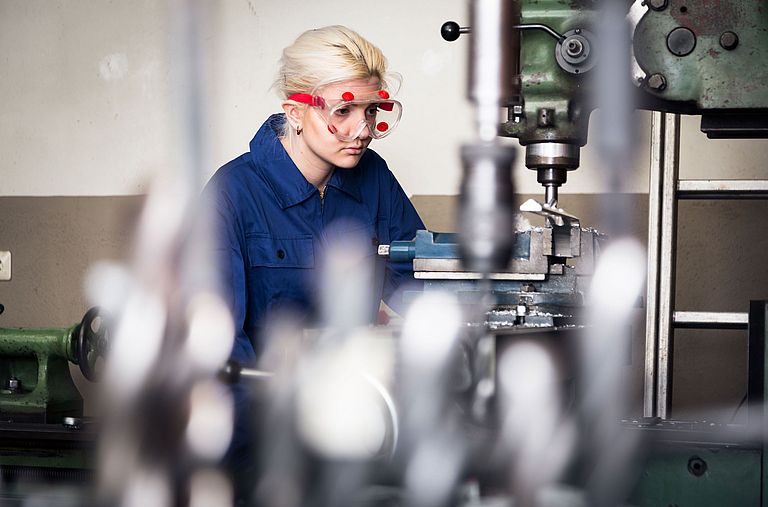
[647,73,667,91]
[647,0,668,11]
[720,31,739,50]
[667,27,697,57]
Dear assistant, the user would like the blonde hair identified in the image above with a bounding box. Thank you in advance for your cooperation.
[275,25,392,143]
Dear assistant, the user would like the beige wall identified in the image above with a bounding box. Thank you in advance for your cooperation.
[2,1,768,198]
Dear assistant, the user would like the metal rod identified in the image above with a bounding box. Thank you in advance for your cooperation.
[677,179,768,199]
[643,111,664,418]
[240,367,274,379]
[513,23,565,42]
[656,113,680,420]
[544,185,558,207]
[673,311,749,329]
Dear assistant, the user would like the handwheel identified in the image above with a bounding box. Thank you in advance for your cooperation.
[77,307,109,381]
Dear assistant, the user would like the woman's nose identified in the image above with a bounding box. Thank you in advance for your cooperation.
[356,120,372,140]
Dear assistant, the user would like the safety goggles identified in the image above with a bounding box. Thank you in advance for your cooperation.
[288,82,402,141]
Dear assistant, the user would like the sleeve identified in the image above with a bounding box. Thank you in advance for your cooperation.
[205,181,257,366]
[381,167,426,314]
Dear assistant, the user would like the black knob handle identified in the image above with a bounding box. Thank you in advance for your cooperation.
[218,359,242,384]
[441,21,464,42]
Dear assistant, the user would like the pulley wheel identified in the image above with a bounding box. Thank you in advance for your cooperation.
[77,307,109,381]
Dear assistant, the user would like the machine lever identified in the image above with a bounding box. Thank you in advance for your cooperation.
[218,360,273,385]
[441,20,565,43]
[440,21,471,42]
[514,23,565,43]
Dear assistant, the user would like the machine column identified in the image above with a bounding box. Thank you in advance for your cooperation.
[643,112,680,419]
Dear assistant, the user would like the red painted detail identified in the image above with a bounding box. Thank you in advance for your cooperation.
[342,91,355,101]
[378,90,390,99]
[288,93,325,108]
[379,102,394,112]
[376,122,389,132]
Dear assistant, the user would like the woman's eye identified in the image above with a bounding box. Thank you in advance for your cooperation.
[365,105,379,116]
[334,107,350,116]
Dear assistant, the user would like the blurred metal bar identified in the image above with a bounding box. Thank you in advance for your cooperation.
[673,311,749,330]
[644,113,680,420]
[677,179,768,199]
[643,111,664,418]
[240,367,274,379]
[656,113,680,420]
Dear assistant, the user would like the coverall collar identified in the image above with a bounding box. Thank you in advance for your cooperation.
[250,114,363,209]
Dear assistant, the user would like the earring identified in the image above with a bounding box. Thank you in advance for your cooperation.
[296,126,303,136]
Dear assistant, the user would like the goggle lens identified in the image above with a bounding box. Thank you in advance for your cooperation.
[288,88,402,141]
[327,100,402,140]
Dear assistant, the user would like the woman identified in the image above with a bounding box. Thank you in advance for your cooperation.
[205,25,424,470]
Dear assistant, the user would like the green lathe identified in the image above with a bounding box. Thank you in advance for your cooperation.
[0,308,108,472]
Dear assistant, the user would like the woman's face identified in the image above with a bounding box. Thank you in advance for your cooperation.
[298,77,381,170]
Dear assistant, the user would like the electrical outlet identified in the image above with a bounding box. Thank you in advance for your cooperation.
[0,251,10,281]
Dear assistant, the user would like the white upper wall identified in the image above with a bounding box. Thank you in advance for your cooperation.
[1,0,767,196]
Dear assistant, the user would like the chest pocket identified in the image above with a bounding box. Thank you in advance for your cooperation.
[247,235,315,269]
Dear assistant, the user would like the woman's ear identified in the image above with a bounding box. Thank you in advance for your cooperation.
[281,101,303,130]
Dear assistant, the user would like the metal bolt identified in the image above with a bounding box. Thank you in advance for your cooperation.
[646,0,668,10]
[720,31,739,50]
[647,73,667,91]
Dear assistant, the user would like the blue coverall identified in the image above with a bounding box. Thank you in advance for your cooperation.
[204,113,424,467]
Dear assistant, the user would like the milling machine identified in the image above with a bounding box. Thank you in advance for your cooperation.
[428,1,768,505]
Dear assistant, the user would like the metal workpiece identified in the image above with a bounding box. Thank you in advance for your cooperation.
[519,198,579,228]
[467,0,520,142]
[643,112,680,420]
[458,142,517,274]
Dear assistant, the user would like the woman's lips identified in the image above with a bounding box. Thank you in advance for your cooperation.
[343,146,364,155]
